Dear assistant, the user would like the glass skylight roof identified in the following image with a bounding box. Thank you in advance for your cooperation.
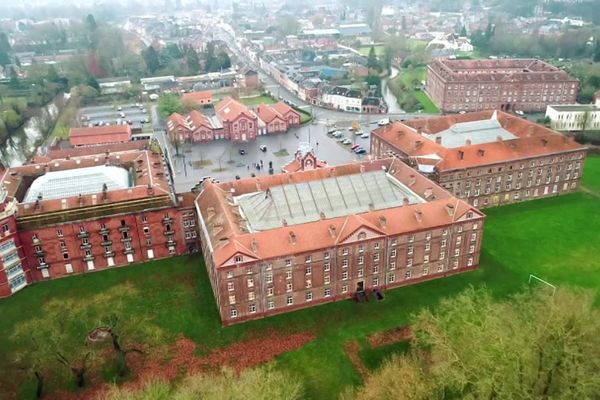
[23,165,130,203]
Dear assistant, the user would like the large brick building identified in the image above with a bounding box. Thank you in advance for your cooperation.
[0,143,198,298]
[370,111,587,208]
[426,59,579,113]
[196,158,485,325]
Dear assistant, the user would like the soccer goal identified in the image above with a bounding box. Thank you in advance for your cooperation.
[528,274,556,296]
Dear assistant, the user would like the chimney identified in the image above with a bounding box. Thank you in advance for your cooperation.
[368,202,374,211]
[102,183,108,200]
[78,194,84,206]
[415,140,423,149]
[408,175,416,186]
[34,199,41,211]
[496,135,503,142]
[282,219,288,227]
[61,199,67,210]
[403,197,410,206]
[92,194,97,205]
[458,150,465,160]
[265,188,272,199]
[360,164,365,173]
[445,203,456,216]
[465,139,472,146]
[251,239,258,253]
[378,215,387,229]
[478,149,485,157]
[541,138,548,147]
[328,224,336,238]
[435,136,442,144]
[289,231,296,245]
[147,183,154,195]
[319,211,326,220]
[414,210,423,223]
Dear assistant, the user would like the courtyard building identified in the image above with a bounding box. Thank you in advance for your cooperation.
[545,97,600,131]
[0,142,198,298]
[370,110,587,208]
[426,59,579,113]
[196,158,485,325]
[70,125,132,147]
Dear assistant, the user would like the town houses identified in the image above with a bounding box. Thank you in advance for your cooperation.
[370,110,587,208]
[167,97,301,143]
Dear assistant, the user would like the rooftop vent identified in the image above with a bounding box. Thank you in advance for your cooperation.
[289,231,296,245]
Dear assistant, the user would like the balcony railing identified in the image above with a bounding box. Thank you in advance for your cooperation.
[77,231,89,239]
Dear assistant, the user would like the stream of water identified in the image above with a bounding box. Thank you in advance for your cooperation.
[0,94,66,167]
[382,66,403,114]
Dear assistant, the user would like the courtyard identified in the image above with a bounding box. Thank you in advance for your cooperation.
[1,157,598,399]
[168,122,373,192]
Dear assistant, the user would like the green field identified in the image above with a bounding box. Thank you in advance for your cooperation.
[238,95,277,106]
[1,157,599,399]
[358,45,385,57]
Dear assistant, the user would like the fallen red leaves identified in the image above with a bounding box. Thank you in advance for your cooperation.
[366,325,413,348]
[47,330,315,400]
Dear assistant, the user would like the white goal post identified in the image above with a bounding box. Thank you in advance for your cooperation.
[528,274,556,296]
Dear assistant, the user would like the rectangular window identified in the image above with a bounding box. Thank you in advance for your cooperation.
[249,304,257,313]
[373,253,380,262]
[57,229,63,237]
[342,248,349,256]
[391,239,397,247]
[286,270,292,279]
[408,235,415,242]
[342,259,349,268]
[342,284,349,293]
[454,248,461,257]
[267,301,275,310]
[342,271,349,280]
[305,279,312,288]
[374,242,380,250]
[467,257,474,266]
[248,292,255,301]
[358,256,364,265]
[390,249,397,258]
[286,296,293,306]
[324,287,331,297]
[285,259,292,267]
[373,265,379,273]
[424,254,430,263]
[267,287,274,297]
[306,292,313,302]
[405,270,412,279]
[425,243,431,252]
[247,278,254,288]
[266,273,273,283]
[390,261,396,270]
[407,246,414,255]
[469,245,475,254]
[324,251,330,259]
[286,282,293,292]
[226,271,234,279]
[358,245,364,253]
[324,274,330,284]
[388,273,396,283]
[422,267,429,276]
[324,262,330,272]
[373,277,379,286]
[305,255,312,263]
[357,268,364,278]
[305,266,312,275]
[227,281,234,291]
[228,295,236,305]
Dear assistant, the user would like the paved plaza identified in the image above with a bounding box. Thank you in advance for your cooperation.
[167,122,374,192]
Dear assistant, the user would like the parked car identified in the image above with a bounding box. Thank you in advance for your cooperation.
[341,138,352,145]
[355,148,367,154]
[259,145,267,152]
[378,118,390,126]
[332,131,343,138]
[119,112,125,118]
[142,108,147,113]
[354,129,363,135]
[117,106,122,111]
[239,149,246,155]
[361,133,369,139]
[327,128,338,135]
[351,144,361,150]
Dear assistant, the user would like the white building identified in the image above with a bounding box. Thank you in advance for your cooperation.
[427,33,474,53]
[545,99,600,131]
[321,87,362,112]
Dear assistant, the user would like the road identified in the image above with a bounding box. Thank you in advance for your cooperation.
[213,28,435,126]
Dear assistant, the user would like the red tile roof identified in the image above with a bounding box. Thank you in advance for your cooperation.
[271,101,299,118]
[197,158,482,268]
[216,97,256,123]
[373,110,586,171]
[70,125,132,147]
[255,104,284,124]
[182,91,213,103]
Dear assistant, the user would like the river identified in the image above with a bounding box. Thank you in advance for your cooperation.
[382,66,403,114]
[0,94,67,167]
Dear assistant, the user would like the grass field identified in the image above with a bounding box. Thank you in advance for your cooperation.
[239,95,277,106]
[1,157,599,399]
[414,90,439,113]
[358,45,385,57]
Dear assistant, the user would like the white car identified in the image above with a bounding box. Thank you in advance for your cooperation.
[361,133,369,139]
[341,138,352,145]
[354,129,363,135]
[378,118,390,126]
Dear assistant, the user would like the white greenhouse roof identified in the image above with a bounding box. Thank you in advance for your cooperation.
[432,118,517,148]
[23,165,130,203]
[235,170,424,231]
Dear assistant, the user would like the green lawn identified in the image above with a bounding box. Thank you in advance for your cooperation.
[239,95,277,106]
[414,90,439,113]
[2,159,600,399]
[582,155,600,194]
[358,45,385,57]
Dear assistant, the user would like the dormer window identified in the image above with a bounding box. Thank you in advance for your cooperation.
[234,255,243,263]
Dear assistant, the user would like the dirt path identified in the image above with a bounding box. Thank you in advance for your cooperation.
[344,341,369,380]
[367,325,413,348]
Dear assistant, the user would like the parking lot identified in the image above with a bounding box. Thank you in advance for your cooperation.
[79,103,152,131]
[167,122,375,192]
